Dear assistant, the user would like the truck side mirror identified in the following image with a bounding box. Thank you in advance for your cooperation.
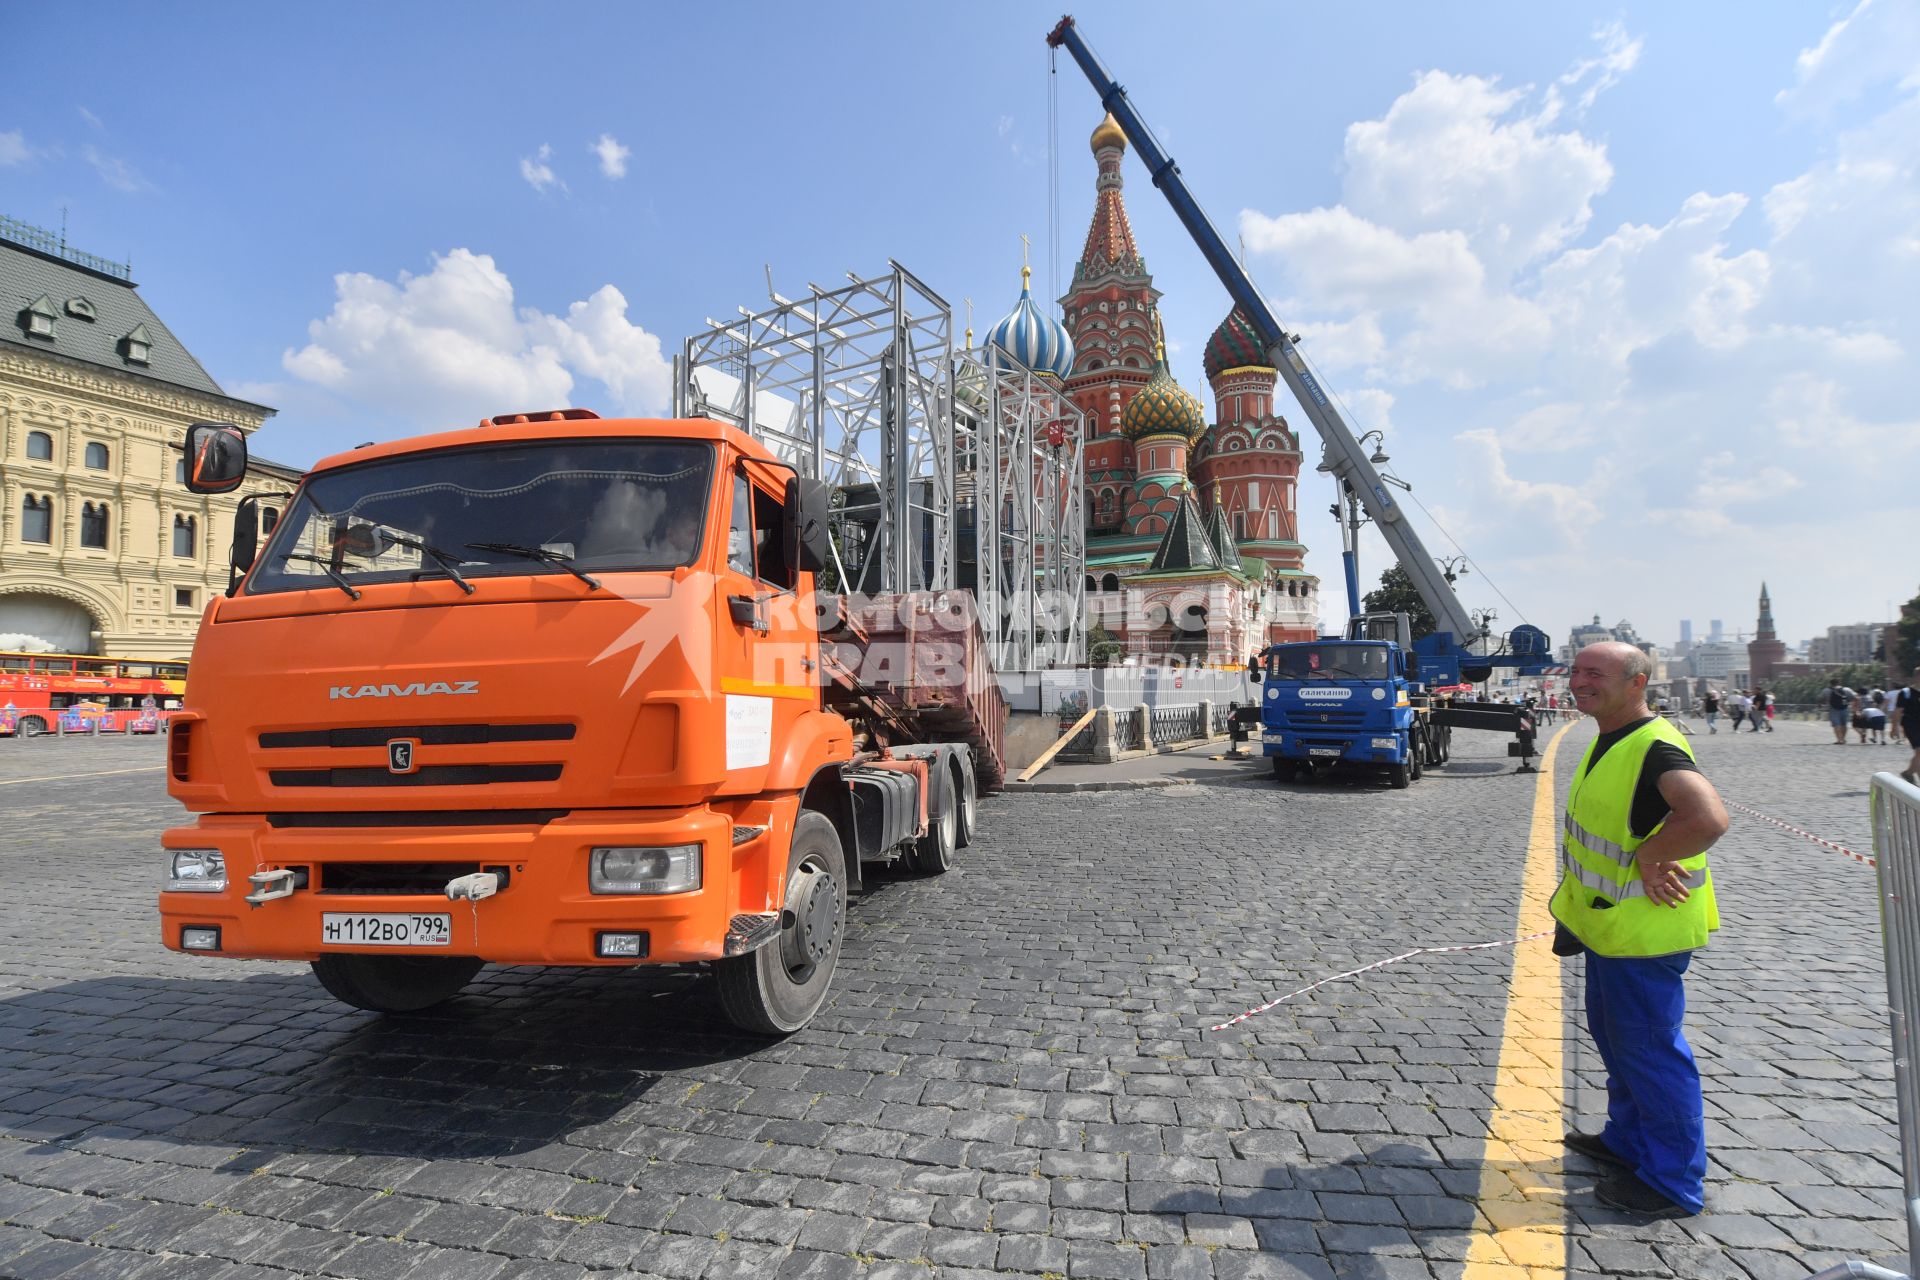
[230,497,261,574]
[183,422,247,494]
[1247,655,1263,683]
[785,476,832,574]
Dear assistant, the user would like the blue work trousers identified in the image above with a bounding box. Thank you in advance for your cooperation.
[1585,950,1706,1213]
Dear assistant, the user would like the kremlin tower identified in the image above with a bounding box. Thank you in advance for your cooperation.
[1748,582,1786,684]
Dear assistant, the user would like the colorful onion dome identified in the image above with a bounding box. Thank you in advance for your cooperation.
[1091,112,1127,153]
[1122,318,1207,442]
[1203,306,1274,381]
[985,265,1075,379]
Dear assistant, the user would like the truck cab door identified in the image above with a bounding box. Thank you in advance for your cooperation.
[715,465,818,787]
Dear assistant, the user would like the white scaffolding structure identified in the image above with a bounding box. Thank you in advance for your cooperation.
[674,261,1084,675]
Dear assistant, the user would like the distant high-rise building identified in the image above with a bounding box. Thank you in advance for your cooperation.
[1710,619,1724,643]
[1680,619,1693,646]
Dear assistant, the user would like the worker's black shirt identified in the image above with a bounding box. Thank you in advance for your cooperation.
[1583,715,1701,839]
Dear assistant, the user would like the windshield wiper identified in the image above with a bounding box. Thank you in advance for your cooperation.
[283,554,363,600]
[465,541,602,590]
[380,532,476,594]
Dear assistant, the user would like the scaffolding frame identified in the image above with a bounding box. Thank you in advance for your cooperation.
[674,261,1083,674]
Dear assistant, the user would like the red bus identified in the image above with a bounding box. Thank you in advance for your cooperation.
[0,651,188,737]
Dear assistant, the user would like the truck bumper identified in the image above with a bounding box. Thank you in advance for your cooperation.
[159,804,785,966]
[1261,733,1405,765]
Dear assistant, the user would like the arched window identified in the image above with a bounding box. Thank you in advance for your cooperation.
[80,502,109,549]
[26,431,53,461]
[262,506,281,534]
[21,495,52,544]
[173,514,196,558]
[84,442,109,470]
[1101,573,1120,593]
[174,457,187,484]
[1233,512,1246,540]
[1085,575,1098,595]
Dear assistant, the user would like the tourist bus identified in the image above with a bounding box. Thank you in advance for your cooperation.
[0,651,188,737]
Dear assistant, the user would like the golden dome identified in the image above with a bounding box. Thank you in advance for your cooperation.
[1090,113,1127,153]
[1122,318,1207,443]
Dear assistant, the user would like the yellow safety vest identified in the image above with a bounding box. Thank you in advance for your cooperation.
[1549,717,1719,957]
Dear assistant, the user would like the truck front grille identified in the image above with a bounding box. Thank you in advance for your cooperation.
[259,722,574,749]
[318,861,481,895]
[1280,710,1366,728]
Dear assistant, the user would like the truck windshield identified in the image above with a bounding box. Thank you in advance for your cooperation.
[1267,643,1390,681]
[245,440,714,596]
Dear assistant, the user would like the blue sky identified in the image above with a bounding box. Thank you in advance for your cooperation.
[6,2,1915,650]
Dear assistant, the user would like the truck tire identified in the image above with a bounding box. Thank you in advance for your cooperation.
[1271,756,1295,782]
[952,758,978,849]
[909,767,958,874]
[717,811,845,1035]
[1408,735,1424,781]
[17,716,46,738]
[309,954,483,1013]
[1388,762,1411,789]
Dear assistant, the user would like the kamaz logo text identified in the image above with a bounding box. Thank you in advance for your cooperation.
[328,680,480,700]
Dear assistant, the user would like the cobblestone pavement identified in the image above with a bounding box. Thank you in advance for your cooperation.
[0,721,1906,1280]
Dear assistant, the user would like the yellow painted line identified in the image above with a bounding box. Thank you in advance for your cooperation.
[1463,717,1577,1280]
[0,765,166,787]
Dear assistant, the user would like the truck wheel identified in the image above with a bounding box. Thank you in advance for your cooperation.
[17,716,46,738]
[1408,737,1424,781]
[1271,756,1295,782]
[309,954,483,1013]
[1437,728,1451,764]
[909,768,958,875]
[1387,762,1411,789]
[952,758,978,849]
[717,812,845,1035]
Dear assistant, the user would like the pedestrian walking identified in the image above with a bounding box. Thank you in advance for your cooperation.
[1827,680,1857,744]
[1864,691,1888,745]
[1894,672,1920,783]
[1730,694,1747,733]
[1762,690,1775,731]
[1702,690,1719,734]
[1852,690,1872,744]
[1554,641,1728,1219]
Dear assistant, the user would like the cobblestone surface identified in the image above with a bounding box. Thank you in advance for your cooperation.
[0,721,1907,1279]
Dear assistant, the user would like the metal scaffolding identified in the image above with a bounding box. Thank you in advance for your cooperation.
[674,261,1084,675]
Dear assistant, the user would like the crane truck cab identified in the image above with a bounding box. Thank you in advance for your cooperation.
[1248,612,1445,789]
[159,413,979,1035]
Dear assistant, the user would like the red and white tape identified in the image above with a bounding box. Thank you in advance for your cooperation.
[1209,929,1553,1031]
[1725,799,1875,868]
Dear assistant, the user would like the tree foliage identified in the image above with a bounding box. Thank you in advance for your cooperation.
[1087,623,1124,667]
[1766,662,1893,706]
[1897,587,1920,677]
[1360,565,1438,640]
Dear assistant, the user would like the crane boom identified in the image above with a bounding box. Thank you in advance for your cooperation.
[1045,15,1482,647]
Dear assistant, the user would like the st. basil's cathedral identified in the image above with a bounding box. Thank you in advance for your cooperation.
[984,113,1320,664]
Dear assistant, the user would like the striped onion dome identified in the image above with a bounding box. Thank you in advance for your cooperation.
[1122,321,1208,443]
[1203,306,1274,381]
[985,266,1075,379]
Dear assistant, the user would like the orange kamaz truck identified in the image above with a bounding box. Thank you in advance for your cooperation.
[159,411,1000,1034]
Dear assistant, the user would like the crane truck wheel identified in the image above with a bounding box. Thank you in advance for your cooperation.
[908,768,958,874]
[717,812,846,1035]
[952,759,978,849]
[1408,736,1424,782]
[309,954,484,1014]
[1387,762,1411,789]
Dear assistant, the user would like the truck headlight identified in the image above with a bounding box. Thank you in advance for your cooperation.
[1370,737,1399,750]
[168,850,226,893]
[590,845,702,895]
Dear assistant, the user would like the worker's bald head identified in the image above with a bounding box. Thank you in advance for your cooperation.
[1569,641,1653,728]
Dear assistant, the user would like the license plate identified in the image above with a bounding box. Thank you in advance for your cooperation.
[1308,748,1344,758]
[321,912,452,948]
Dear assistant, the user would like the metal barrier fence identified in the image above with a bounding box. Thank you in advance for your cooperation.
[1115,708,1144,753]
[1150,704,1205,746]
[1817,773,1920,1280]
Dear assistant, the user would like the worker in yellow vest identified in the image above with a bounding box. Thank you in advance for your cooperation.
[1552,641,1729,1218]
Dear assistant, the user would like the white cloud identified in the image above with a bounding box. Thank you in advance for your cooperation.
[0,130,27,166]
[1340,69,1614,280]
[77,107,104,132]
[83,144,150,192]
[1542,21,1643,122]
[1777,0,1920,118]
[520,143,562,194]
[283,248,672,431]
[592,133,631,180]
